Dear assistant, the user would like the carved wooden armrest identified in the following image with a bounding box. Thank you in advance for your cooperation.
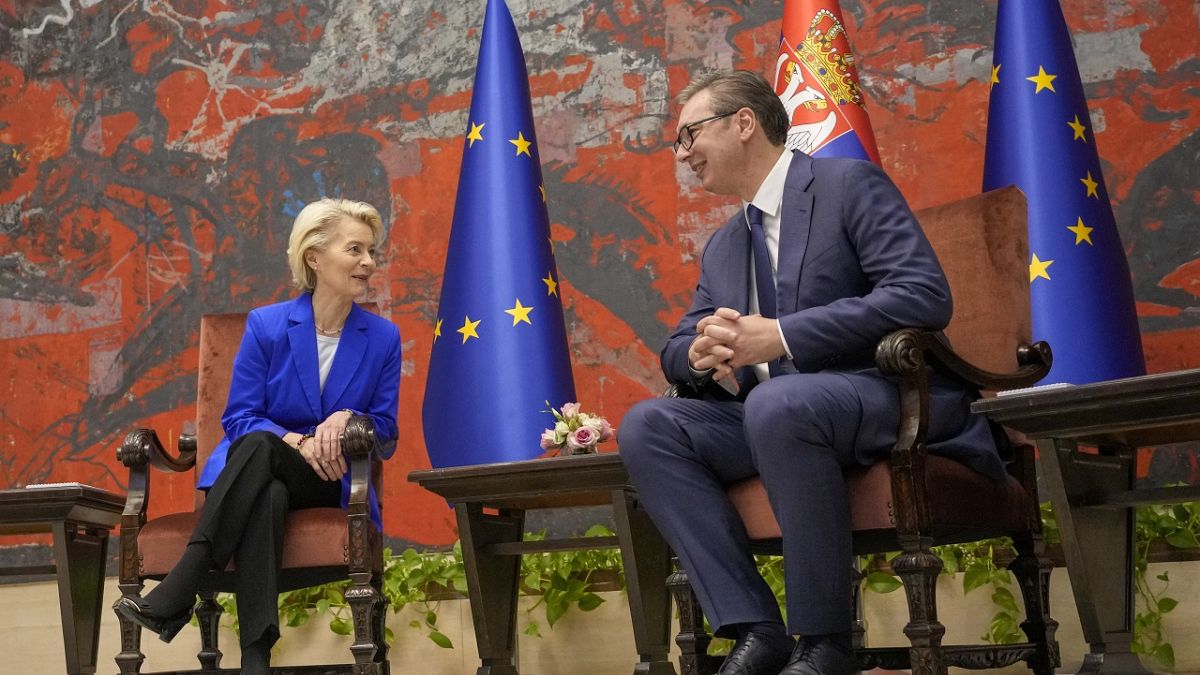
[342,415,379,510]
[876,328,1052,391]
[115,427,198,533]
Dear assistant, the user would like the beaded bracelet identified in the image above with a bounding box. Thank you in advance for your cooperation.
[296,433,314,450]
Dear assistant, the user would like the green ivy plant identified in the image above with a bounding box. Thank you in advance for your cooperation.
[209,503,1199,669]
[214,525,620,648]
[856,501,1200,670]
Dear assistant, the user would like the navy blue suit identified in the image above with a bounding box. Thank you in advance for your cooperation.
[621,152,1000,636]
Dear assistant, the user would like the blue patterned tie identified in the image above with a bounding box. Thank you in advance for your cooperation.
[746,205,777,319]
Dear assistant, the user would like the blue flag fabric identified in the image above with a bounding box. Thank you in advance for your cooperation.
[422,0,576,468]
[982,0,1145,385]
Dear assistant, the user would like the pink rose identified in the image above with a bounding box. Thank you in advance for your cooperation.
[540,429,559,450]
[568,425,597,450]
[582,415,615,443]
[560,402,581,418]
[598,418,615,442]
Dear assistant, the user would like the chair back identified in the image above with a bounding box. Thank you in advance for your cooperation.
[195,313,249,508]
[914,186,1030,376]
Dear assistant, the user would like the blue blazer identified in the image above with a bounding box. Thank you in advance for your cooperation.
[662,152,1005,478]
[197,294,402,528]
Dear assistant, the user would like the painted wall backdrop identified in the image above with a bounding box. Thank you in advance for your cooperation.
[1,0,1196,549]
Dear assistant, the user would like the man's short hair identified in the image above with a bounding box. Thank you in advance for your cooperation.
[680,70,790,147]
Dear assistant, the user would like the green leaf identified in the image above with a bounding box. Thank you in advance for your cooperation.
[1165,530,1200,549]
[1153,643,1175,668]
[428,630,453,649]
[963,569,990,594]
[1156,571,1170,582]
[524,622,542,637]
[329,616,352,636]
[1157,597,1178,614]
[863,571,902,594]
[546,598,568,627]
[577,593,605,611]
[991,587,1020,614]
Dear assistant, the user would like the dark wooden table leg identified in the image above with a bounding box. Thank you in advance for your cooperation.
[457,502,524,675]
[1038,439,1152,674]
[52,521,109,675]
[612,489,677,675]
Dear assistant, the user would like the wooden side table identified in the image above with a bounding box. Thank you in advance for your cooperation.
[0,484,125,675]
[973,368,1200,674]
[409,452,675,675]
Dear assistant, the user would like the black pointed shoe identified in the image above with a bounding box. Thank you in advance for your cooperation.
[778,636,859,675]
[113,596,192,643]
[717,630,795,675]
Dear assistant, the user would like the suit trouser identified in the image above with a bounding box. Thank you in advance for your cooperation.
[622,372,877,637]
[189,430,341,648]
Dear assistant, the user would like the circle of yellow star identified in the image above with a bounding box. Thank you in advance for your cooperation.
[433,317,443,342]
[510,131,532,157]
[542,272,558,296]
[1029,253,1054,283]
[457,316,481,344]
[467,122,485,148]
[1067,217,1094,245]
[538,184,546,203]
[1067,115,1087,142]
[990,64,1001,86]
[1081,171,1100,199]
[505,298,533,326]
[1026,66,1057,94]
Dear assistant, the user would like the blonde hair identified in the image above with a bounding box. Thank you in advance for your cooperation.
[286,198,383,291]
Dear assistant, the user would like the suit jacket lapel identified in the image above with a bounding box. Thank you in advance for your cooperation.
[776,153,815,316]
[321,304,367,411]
[287,295,323,419]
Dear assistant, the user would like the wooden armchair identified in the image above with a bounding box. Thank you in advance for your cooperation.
[113,313,390,675]
[666,187,1060,675]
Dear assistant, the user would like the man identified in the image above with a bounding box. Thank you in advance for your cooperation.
[619,71,1003,675]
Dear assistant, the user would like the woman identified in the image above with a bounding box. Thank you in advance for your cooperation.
[114,198,401,674]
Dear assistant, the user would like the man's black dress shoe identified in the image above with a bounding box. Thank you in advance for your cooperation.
[113,596,192,643]
[717,630,795,675]
[778,636,859,675]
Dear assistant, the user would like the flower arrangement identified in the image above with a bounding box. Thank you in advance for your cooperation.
[540,401,615,456]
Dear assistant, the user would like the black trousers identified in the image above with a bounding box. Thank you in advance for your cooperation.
[189,430,340,648]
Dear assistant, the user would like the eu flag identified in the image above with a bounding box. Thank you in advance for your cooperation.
[422,0,576,468]
[772,0,880,164]
[983,0,1145,385]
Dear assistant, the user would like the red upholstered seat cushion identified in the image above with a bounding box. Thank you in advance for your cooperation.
[137,508,350,576]
[727,455,1032,541]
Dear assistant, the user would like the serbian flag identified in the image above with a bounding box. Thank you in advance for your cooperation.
[772,0,880,164]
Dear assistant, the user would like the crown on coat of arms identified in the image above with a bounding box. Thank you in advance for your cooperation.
[787,9,863,108]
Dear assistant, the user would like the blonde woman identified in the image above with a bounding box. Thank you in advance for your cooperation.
[115,198,401,674]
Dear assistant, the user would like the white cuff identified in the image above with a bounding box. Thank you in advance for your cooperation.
[775,319,793,361]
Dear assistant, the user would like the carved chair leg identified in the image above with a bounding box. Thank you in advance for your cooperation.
[667,562,714,675]
[850,561,867,651]
[893,536,947,675]
[1011,532,1060,675]
[114,582,145,675]
[371,575,391,675]
[195,589,223,671]
[347,575,385,674]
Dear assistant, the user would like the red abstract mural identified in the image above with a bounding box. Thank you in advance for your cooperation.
[1,0,1197,548]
